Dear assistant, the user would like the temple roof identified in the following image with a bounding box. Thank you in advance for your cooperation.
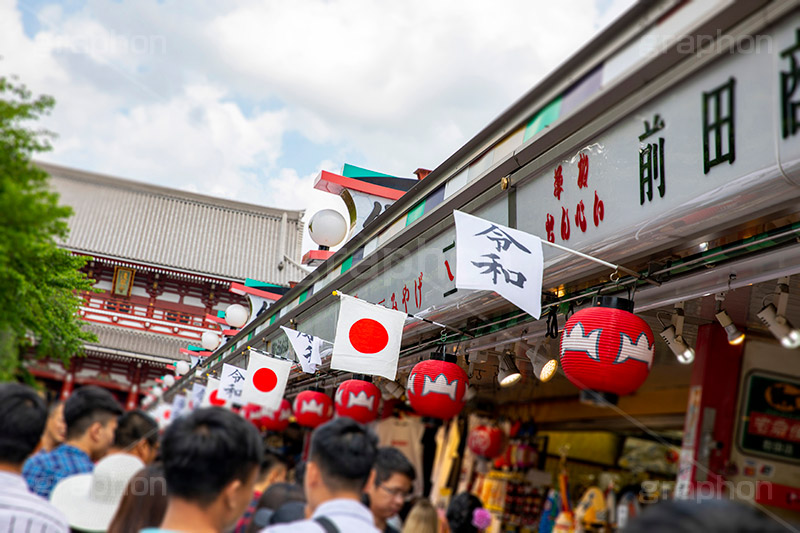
[41,162,307,284]
[83,323,189,363]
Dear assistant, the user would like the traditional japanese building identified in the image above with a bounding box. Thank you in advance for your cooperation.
[26,162,305,408]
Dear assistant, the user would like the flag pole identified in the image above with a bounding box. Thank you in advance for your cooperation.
[332,291,475,339]
[541,240,659,286]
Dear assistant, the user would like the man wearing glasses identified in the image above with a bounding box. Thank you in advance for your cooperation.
[363,448,416,533]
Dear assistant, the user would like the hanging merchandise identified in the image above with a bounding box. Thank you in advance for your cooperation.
[574,486,606,531]
[406,351,469,419]
[293,388,334,428]
[335,377,381,424]
[467,425,507,459]
[560,296,654,405]
[260,398,293,432]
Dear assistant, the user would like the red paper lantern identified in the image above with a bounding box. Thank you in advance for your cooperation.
[407,354,469,419]
[560,296,654,404]
[467,425,507,459]
[293,389,334,428]
[335,378,381,424]
[260,399,293,432]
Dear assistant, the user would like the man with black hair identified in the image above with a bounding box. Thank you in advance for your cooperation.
[147,406,263,533]
[23,385,123,498]
[264,417,380,533]
[0,383,69,532]
[364,447,416,533]
[109,409,159,464]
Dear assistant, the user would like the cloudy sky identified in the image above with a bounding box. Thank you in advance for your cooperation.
[1,0,634,253]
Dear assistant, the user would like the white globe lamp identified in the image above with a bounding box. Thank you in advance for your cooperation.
[201,331,221,351]
[175,360,191,376]
[163,374,176,387]
[225,303,249,328]
[308,209,348,249]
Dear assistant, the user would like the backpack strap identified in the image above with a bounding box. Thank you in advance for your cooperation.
[314,516,340,533]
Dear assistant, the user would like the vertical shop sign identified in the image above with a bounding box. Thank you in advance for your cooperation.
[781,28,800,139]
[702,77,736,174]
[638,114,666,205]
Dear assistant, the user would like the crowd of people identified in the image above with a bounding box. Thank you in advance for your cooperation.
[0,382,489,533]
[0,382,789,533]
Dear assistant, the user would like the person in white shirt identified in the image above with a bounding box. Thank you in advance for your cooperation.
[263,417,380,533]
[0,383,69,533]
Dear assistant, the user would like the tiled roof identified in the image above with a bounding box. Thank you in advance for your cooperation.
[83,323,187,362]
[41,162,307,284]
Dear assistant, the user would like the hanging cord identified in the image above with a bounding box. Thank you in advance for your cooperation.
[545,307,559,339]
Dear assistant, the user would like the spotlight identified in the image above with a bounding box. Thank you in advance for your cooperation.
[757,277,800,349]
[497,351,522,387]
[524,343,558,382]
[715,293,745,345]
[659,302,695,364]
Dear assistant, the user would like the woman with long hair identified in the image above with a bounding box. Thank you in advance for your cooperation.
[107,463,168,533]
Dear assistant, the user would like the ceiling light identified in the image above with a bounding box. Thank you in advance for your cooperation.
[497,351,522,387]
[525,343,558,382]
[715,293,745,345]
[659,302,695,364]
[757,277,800,349]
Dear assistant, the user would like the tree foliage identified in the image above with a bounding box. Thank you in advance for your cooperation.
[0,75,96,381]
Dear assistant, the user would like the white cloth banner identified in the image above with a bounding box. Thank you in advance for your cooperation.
[241,350,293,410]
[189,383,206,410]
[280,326,323,374]
[453,210,544,319]
[331,293,406,380]
[219,364,247,405]
[171,394,188,418]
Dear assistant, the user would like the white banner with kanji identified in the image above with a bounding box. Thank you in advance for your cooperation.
[189,383,206,410]
[218,363,248,405]
[280,326,322,374]
[454,210,544,319]
[331,293,406,380]
[241,349,293,410]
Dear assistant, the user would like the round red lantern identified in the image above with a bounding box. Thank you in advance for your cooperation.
[467,425,507,459]
[335,378,381,424]
[260,399,293,432]
[407,353,469,419]
[560,296,654,405]
[293,389,334,428]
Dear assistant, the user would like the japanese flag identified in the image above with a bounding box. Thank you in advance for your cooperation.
[241,350,293,411]
[454,210,544,319]
[219,363,248,405]
[201,377,229,408]
[331,293,407,380]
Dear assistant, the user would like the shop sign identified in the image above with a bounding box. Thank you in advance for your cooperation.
[739,371,800,464]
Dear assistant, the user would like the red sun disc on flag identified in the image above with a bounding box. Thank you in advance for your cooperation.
[209,389,225,406]
[253,368,278,392]
[349,319,389,353]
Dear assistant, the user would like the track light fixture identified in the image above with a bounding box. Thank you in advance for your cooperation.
[659,302,695,364]
[524,342,558,382]
[715,293,744,345]
[757,277,800,349]
[497,351,522,387]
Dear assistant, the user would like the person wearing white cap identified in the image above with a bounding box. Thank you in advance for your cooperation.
[50,453,145,532]
[0,383,69,533]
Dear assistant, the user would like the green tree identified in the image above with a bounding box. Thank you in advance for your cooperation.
[0,75,96,381]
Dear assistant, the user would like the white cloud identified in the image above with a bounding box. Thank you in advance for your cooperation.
[1,0,634,260]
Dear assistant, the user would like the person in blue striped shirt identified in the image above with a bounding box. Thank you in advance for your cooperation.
[23,385,123,498]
